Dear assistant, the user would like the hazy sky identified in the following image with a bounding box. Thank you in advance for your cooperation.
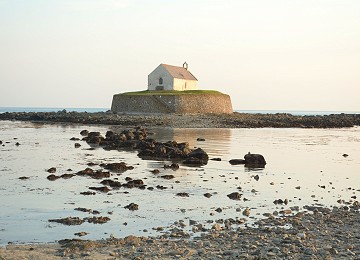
[0,0,359,111]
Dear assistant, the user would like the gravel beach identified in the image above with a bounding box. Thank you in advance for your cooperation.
[1,205,359,259]
[1,112,359,259]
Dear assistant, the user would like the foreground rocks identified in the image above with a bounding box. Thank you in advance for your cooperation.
[2,205,359,259]
[1,111,360,128]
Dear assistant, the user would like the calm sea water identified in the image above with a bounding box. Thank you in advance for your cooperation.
[0,121,359,245]
[1,107,359,115]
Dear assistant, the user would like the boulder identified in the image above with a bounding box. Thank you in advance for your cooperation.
[244,153,266,167]
[186,148,209,161]
[80,130,89,136]
[227,192,242,200]
[229,159,246,165]
[124,203,139,211]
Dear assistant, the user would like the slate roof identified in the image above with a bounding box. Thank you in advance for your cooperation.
[161,64,198,81]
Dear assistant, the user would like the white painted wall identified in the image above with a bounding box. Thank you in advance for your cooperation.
[173,78,198,91]
[148,65,173,91]
[148,64,198,91]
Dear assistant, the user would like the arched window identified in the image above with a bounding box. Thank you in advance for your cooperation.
[159,77,163,85]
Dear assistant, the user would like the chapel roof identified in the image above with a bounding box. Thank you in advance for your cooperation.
[161,64,198,81]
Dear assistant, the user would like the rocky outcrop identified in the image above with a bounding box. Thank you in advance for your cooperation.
[111,92,233,114]
[1,111,360,128]
[81,128,209,165]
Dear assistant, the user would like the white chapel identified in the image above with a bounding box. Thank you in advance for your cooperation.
[148,62,198,91]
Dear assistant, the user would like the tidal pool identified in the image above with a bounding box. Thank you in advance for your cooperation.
[0,121,359,245]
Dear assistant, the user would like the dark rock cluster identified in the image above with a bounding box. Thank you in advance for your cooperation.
[82,128,209,166]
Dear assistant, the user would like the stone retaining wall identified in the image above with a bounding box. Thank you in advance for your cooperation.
[111,93,233,114]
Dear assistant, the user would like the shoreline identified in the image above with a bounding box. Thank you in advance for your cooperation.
[1,111,360,128]
[0,205,359,259]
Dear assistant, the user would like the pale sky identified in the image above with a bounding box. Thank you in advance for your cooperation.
[0,0,359,111]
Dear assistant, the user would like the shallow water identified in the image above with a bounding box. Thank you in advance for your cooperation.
[0,121,359,245]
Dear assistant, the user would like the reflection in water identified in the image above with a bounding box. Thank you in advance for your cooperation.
[149,127,232,157]
[0,121,359,245]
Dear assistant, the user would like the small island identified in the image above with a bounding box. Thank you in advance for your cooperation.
[111,63,233,114]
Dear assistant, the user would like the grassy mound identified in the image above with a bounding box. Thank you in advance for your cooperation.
[119,90,224,96]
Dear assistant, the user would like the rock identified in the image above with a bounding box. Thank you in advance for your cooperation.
[273,199,284,205]
[176,192,189,197]
[210,158,222,161]
[123,179,144,188]
[215,208,222,213]
[76,168,110,179]
[254,175,259,181]
[280,209,292,215]
[80,191,96,195]
[197,138,205,141]
[204,193,212,198]
[186,148,209,161]
[189,219,197,225]
[124,203,139,211]
[243,207,251,217]
[47,167,56,173]
[47,174,60,181]
[212,223,222,231]
[74,143,81,148]
[342,153,349,157]
[101,162,134,172]
[48,217,85,226]
[74,232,88,237]
[297,232,306,239]
[18,176,29,180]
[244,153,266,167]
[160,175,175,180]
[183,157,207,166]
[100,179,122,188]
[89,186,111,193]
[74,207,94,213]
[229,159,246,165]
[124,235,141,246]
[150,169,160,174]
[85,216,111,224]
[227,192,242,200]
[76,168,94,176]
[60,173,75,179]
[170,228,190,238]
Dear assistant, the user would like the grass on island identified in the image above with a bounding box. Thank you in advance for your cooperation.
[119,90,224,96]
